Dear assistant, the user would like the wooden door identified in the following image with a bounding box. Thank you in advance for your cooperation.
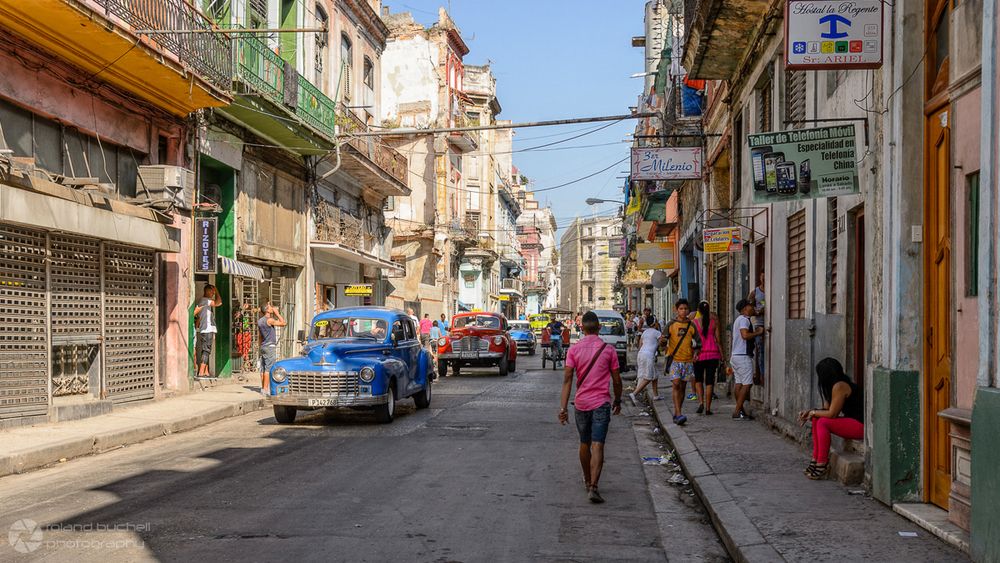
[924,106,951,508]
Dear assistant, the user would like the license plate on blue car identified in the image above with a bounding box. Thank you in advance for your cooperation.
[307,398,337,407]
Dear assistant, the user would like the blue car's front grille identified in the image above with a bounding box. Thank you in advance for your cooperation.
[289,371,359,396]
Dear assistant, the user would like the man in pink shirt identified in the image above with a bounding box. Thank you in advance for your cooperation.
[559,311,622,504]
[419,313,433,348]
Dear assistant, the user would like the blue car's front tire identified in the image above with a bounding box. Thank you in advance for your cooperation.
[273,405,296,424]
[414,377,432,409]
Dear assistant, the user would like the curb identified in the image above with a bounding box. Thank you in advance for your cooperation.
[0,397,265,479]
[644,391,786,563]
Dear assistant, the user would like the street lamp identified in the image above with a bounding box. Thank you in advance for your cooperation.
[585,198,624,206]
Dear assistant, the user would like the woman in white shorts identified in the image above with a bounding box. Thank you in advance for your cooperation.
[630,317,663,402]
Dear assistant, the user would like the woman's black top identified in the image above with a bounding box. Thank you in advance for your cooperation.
[841,382,864,423]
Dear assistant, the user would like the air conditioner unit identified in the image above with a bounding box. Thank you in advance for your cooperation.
[137,165,195,209]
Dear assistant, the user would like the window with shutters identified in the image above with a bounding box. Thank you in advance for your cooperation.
[785,69,806,126]
[757,76,773,133]
[733,112,743,201]
[828,198,839,312]
[249,0,267,28]
[314,5,328,89]
[788,210,807,319]
[341,34,353,102]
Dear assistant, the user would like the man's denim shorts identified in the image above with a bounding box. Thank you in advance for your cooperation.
[575,402,612,444]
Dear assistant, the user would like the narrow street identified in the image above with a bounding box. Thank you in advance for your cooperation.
[0,354,726,562]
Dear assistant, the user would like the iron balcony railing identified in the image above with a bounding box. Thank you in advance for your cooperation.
[501,278,523,294]
[93,0,232,91]
[338,103,408,186]
[297,75,337,140]
[233,33,337,144]
[234,33,284,106]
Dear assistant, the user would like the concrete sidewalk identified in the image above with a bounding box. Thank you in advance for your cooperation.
[0,384,264,479]
[642,388,969,563]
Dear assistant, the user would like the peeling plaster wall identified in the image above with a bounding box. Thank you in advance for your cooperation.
[380,35,440,127]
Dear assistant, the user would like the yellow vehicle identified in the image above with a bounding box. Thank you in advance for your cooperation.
[528,314,551,335]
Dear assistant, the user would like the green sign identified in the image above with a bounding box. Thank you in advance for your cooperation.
[747,125,859,203]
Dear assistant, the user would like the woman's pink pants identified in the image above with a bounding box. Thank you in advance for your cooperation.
[812,416,864,464]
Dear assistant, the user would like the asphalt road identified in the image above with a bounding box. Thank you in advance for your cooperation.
[0,352,724,562]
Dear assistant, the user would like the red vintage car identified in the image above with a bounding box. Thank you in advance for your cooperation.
[437,312,518,376]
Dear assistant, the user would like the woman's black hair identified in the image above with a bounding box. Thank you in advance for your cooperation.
[816,357,851,403]
[698,301,710,336]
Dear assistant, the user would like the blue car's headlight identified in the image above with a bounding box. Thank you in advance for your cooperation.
[360,367,376,382]
[272,367,287,383]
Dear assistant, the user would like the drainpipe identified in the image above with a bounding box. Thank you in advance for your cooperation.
[979,0,998,388]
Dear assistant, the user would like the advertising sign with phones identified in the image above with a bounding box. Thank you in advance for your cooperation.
[785,0,883,70]
[747,124,859,203]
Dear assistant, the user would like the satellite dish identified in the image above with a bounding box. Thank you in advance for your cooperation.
[651,270,668,288]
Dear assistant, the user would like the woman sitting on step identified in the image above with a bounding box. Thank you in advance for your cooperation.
[798,358,864,480]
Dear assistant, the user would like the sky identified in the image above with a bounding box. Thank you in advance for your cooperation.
[387,0,646,236]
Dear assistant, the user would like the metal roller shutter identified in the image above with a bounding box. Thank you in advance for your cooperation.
[50,234,102,397]
[0,224,49,418]
[103,243,156,402]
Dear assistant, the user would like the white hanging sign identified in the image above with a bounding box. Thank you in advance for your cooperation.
[784,0,884,70]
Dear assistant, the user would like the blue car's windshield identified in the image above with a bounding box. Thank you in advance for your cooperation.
[312,317,387,340]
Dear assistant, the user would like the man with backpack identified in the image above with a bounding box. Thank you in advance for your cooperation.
[559,311,622,504]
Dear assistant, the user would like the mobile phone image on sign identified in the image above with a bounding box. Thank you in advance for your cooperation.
[776,162,798,194]
[750,146,772,191]
[798,160,812,194]
[763,153,784,193]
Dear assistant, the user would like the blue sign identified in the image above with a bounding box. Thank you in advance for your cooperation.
[194,217,217,274]
[819,14,851,39]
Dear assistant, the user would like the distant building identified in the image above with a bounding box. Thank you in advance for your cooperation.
[560,216,621,313]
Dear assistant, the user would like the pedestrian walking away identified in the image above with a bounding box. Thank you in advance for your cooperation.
[731,299,764,420]
[798,357,864,480]
[692,301,722,416]
[258,301,287,393]
[419,313,432,348]
[630,316,663,404]
[193,284,222,379]
[559,311,623,504]
[662,299,702,425]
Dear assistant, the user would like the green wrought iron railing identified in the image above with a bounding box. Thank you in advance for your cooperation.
[233,34,284,106]
[296,74,337,140]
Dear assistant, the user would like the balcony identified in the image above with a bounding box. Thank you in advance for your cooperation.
[337,103,410,197]
[500,278,524,298]
[224,35,334,155]
[525,280,548,293]
[0,0,232,115]
[683,0,769,79]
[447,111,479,153]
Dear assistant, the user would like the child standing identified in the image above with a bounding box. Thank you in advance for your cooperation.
[662,299,702,425]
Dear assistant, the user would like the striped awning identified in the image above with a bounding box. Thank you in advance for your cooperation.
[218,256,264,280]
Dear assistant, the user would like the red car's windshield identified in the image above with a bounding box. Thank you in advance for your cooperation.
[453,315,501,330]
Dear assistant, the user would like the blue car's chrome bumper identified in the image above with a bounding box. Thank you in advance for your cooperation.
[268,392,389,408]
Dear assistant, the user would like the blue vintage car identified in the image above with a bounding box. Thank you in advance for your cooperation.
[268,307,433,424]
[507,320,537,355]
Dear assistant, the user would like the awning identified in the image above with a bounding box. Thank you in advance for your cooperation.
[309,241,405,275]
[218,256,264,280]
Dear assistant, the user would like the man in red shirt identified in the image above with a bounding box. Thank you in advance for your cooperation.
[559,311,623,503]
